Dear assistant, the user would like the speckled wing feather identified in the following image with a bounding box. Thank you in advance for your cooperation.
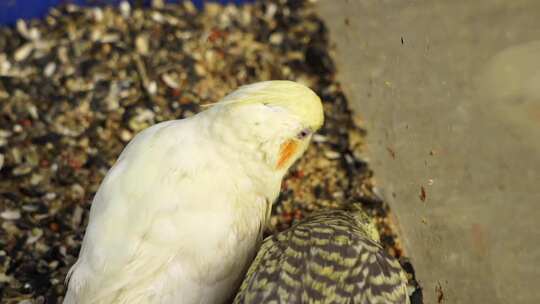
[234,209,409,304]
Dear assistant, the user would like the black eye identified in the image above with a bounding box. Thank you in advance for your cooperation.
[297,128,311,139]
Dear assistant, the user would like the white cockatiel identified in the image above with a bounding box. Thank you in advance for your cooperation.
[64,81,324,304]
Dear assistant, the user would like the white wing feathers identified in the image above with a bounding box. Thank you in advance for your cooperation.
[65,118,261,303]
[65,120,185,302]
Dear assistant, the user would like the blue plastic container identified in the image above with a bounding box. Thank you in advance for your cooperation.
[0,0,252,26]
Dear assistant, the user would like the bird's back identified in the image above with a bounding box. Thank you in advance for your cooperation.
[234,209,410,304]
[64,118,266,304]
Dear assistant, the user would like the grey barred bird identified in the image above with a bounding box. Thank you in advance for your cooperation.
[233,208,410,304]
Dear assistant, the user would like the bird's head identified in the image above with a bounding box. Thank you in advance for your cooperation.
[209,80,324,174]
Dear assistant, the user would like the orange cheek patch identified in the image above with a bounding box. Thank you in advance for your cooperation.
[276,139,298,170]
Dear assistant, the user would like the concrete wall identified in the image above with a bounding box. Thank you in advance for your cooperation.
[317,1,540,303]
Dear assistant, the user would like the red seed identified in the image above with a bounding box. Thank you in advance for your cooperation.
[50,222,60,232]
[68,158,82,169]
[282,211,292,223]
[20,119,32,127]
[171,89,181,97]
